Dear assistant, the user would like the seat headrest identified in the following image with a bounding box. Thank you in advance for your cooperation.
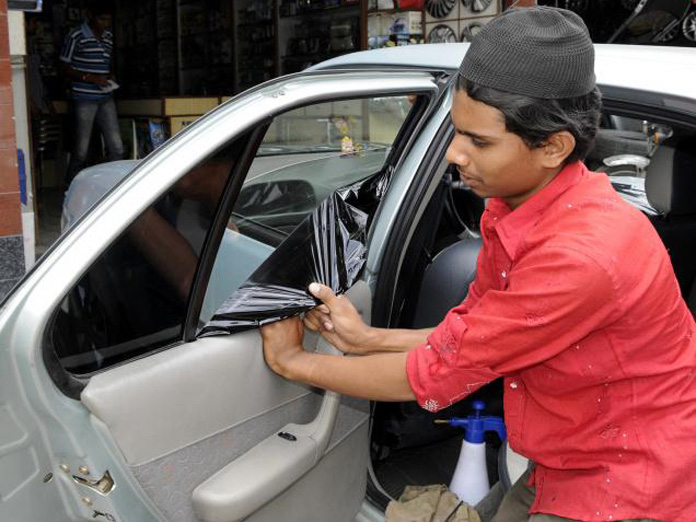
[645,137,696,216]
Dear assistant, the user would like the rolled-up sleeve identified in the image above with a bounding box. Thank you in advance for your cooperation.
[406,245,616,412]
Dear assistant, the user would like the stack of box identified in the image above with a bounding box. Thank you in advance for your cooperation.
[117,97,222,159]
[368,11,423,49]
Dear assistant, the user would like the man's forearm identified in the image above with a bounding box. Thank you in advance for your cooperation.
[364,327,434,353]
[282,350,415,402]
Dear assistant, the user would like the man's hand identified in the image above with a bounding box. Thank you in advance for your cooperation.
[84,73,109,86]
[263,313,415,402]
[261,316,306,378]
[304,283,375,355]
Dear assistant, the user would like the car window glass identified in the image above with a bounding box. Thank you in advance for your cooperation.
[49,143,239,374]
[199,95,419,324]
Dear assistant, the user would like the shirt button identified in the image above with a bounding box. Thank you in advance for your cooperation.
[509,381,518,389]
[501,271,507,279]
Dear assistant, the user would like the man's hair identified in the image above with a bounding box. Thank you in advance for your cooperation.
[88,0,114,16]
[456,75,603,165]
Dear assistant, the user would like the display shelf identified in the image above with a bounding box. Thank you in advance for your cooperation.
[282,50,353,60]
[234,0,277,93]
[177,0,234,95]
[278,1,362,76]
[279,3,360,19]
[367,8,422,13]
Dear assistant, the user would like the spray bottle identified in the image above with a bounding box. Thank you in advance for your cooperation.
[435,400,506,505]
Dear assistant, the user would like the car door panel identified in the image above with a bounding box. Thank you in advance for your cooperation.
[80,282,372,522]
[81,330,316,467]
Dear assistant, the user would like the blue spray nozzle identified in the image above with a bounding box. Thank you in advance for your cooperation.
[444,401,506,443]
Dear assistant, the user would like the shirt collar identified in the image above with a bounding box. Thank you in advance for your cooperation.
[488,161,588,260]
[82,21,96,39]
[82,21,109,41]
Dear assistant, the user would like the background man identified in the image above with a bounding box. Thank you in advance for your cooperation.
[60,0,124,185]
[262,6,696,521]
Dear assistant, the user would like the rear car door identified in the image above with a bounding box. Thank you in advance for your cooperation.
[0,70,443,522]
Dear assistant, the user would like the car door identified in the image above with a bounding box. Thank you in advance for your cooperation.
[0,70,445,522]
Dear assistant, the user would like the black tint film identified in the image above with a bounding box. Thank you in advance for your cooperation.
[199,169,390,336]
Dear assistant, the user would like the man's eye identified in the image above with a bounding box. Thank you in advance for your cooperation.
[471,138,487,148]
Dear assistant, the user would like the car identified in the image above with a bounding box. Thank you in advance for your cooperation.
[1,43,696,522]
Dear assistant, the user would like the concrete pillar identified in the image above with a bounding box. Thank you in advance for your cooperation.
[0,0,24,300]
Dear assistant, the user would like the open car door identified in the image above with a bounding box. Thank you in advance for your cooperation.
[0,70,443,522]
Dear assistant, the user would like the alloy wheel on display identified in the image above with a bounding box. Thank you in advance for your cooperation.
[460,22,484,42]
[683,11,696,42]
[469,0,492,13]
[426,0,457,19]
[427,24,458,42]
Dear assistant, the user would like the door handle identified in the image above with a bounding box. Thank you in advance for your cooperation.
[71,470,116,496]
[192,337,343,522]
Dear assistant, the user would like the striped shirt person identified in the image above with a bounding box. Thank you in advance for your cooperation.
[60,22,115,101]
[60,2,124,183]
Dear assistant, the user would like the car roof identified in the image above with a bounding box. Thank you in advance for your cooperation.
[312,43,696,101]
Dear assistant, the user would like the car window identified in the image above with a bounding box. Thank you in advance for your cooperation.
[47,94,422,375]
[48,143,239,375]
[199,95,419,324]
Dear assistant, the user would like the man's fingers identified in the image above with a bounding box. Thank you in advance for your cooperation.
[305,309,322,323]
[312,311,333,330]
[303,315,321,331]
[308,282,340,307]
[317,304,330,314]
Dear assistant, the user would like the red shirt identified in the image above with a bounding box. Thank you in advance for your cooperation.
[406,161,696,521]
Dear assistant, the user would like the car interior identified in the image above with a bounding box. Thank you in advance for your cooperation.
[365,108,696,509]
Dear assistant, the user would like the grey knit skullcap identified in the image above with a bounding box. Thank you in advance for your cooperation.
[459,6,595,99]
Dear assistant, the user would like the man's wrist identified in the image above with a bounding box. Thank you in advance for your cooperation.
[365,327,389,352]
[282,349,316,383]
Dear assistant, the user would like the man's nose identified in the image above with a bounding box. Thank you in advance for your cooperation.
[445,141,469,167]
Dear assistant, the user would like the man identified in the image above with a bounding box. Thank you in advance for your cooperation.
[262,7,696,521]
[60,1,124,185]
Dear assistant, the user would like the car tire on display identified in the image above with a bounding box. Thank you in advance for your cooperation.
[683,11,696,42]
[426,0,457,19]
[461,22,484,42]
[428,24,458,43]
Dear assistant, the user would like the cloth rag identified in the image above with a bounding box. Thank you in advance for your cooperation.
[386,484,482,522]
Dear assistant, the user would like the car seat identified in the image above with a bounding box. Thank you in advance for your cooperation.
[372,235,506,449]
[645,136,696,314]
[411,237,482,328]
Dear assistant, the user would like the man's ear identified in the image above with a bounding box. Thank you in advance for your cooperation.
[540,131,576,169]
